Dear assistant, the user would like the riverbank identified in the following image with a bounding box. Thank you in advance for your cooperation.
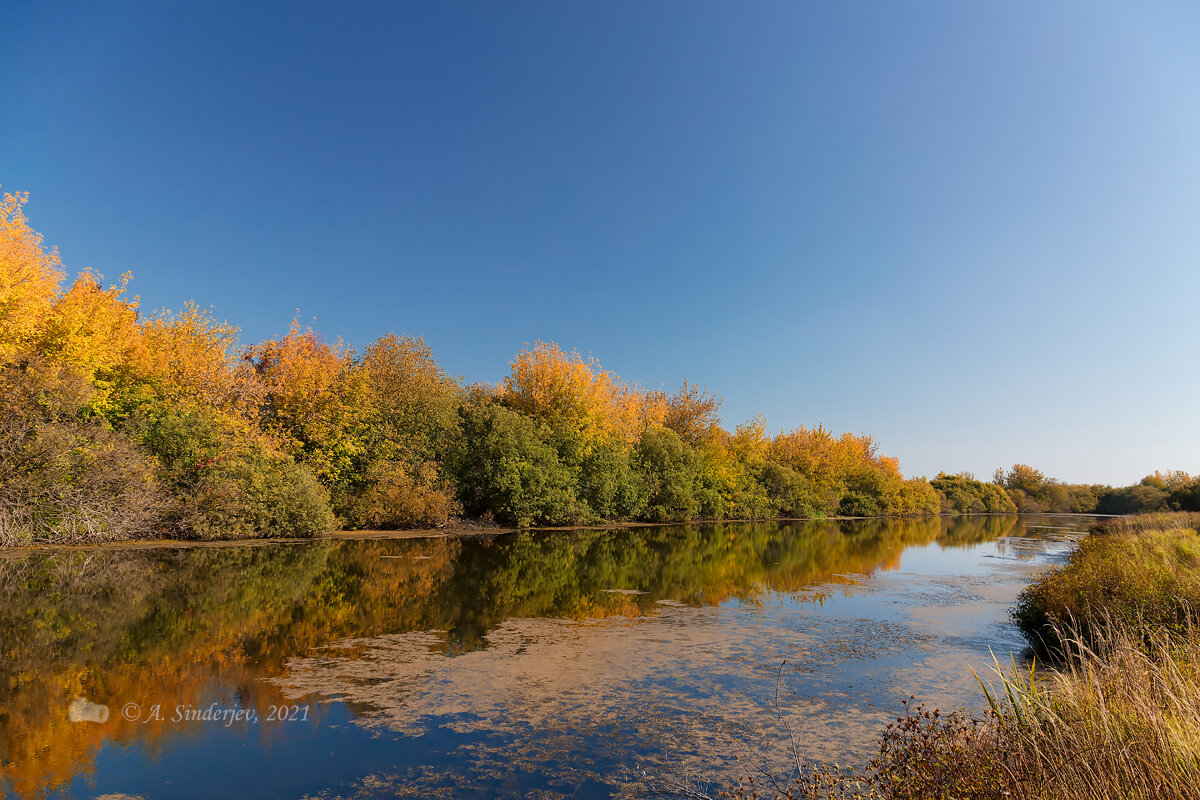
[0,511,1111,552]
[732,511,1200,800]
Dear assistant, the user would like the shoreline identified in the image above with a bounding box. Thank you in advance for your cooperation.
[0,511,1110,556]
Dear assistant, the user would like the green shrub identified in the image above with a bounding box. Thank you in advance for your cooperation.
[759,461,818,518]
[931,472,1017,514]
[575,437,646,520]
[132,405,223,487]
[1096,483,1171,515]
[181,451,334,539]
[838,490,881,517]
[634,427,701,522]
[452,403,584,526]
[723,470,776,519]
[1173,483,1200,512]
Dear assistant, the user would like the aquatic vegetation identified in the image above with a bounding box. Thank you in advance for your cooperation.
[716,619,1200,800]
[705,513,1200,800]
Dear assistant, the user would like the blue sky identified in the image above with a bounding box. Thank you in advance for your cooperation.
[3,1,1198,485]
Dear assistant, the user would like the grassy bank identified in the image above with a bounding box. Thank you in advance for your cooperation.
[714,511,1200,800]
[1013,512,1200,656]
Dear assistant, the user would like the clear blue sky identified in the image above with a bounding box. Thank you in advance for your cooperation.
[3,1,1198,485]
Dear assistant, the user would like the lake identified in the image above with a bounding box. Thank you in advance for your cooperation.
[0,515,1095,799]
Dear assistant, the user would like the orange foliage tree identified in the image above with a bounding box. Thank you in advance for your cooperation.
[501,341,664,444]
[243,319,366,494]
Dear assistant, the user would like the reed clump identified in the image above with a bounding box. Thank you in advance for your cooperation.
[1013,512,1200,655]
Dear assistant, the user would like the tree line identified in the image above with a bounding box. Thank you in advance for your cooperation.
[1,191,1196,543]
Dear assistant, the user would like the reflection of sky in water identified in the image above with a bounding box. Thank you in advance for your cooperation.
[0,516,1096,800]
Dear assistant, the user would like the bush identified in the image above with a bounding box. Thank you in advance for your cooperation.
[838,490,881,517]
[339,459,460,529]
[634,427,701,522]
[1096,483,1171,515]
[452,403,584,527]
[0,361,163,544]
[1173,483,1200,512]
[132,405,223,488]
[760,461,819,518]
[575,437,646,520]
[180,451,334,539]
[888,478,943,516]
[931,472,1017,514]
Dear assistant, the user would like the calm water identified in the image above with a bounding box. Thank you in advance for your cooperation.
[0,515,1095,799]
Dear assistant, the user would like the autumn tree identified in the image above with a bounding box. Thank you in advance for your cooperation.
[661,380,722,446]
[357,334,461,465]
[501,341,664,445]
[339,334,464,529]
[140,302,256,419]
[0,191,63,363]
[243,320,366,495]
[994,464,1046,495]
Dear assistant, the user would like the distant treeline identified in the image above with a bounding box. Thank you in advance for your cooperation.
[934,466,1200,516]
[1,191,1196,543]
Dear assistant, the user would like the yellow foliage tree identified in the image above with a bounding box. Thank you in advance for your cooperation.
[244,320,365,491]
[358,333,461,460]
[661,380,723,446]
[771,426,892,510]
[36,271,144,413]
[141,302,253,414]
[0,191,64,363]
[502,341,663,444]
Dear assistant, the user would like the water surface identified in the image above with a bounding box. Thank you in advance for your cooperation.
[0,515,1095,799]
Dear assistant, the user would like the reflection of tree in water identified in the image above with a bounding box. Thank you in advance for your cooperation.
[433,518,952,649]
[0,515,1078,796]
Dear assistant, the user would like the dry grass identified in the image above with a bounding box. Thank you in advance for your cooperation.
[1013,512,1200,656]
[965,618,1200,800]
[1096,512,1200,536]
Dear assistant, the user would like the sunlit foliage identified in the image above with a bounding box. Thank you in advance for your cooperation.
[337,334,464,528]
[243,319,366,492]
[931,472,1017,514]
[0,191,63,362]
[501,340,664,444]
[4,190,1190,541]
[660,379,722,445]
[140,302,254,416]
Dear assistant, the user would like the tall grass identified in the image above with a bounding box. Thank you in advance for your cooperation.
[1096,512,1200,536]
[959,617,1200,800]
[1013,512,1200,656]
